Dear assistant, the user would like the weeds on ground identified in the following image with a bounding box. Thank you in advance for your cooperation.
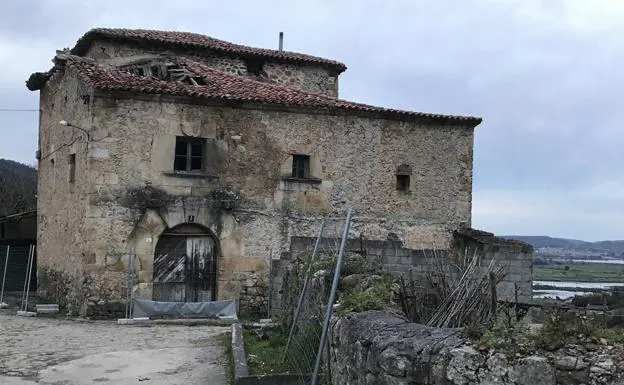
[243,328,290,375]
[475,317,534,356]
[336,275,394,315]
[475,308,624,356]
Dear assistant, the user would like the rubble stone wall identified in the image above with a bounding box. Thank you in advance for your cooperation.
[36,67,95,315]
[329,311,624,385]
[263,62,338,96]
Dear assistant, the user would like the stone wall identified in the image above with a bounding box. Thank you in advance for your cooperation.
[329,311,624,385]
[263,62,338,97]
[452,229,533,303]
[85,39,339,96]
[36,66,95,315]
[278,228,533,310]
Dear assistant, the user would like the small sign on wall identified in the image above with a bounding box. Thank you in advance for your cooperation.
[188,215,195,222]
[145,237,153,243]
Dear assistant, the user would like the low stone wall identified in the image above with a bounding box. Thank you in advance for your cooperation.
[275,229,533,314]
[37,266,126,318]
[329,311,624,385]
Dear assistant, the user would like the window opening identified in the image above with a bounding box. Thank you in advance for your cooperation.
[174,137,204,172]
[292,154,310,179]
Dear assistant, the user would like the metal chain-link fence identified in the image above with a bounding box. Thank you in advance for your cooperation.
[279,209,352,385]
[0,244,36,309]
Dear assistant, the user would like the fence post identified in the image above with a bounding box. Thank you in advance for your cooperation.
[489,271,497,320]
[602,292,608,327]
[0,246,10,306]
[24,245,35,311]
[311,208,352,385]
[267,248,273,319]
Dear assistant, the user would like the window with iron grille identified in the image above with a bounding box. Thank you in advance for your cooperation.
[174,137,205,172]
[291,154,310,179]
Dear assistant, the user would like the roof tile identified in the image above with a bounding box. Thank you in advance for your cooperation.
[71,28,347,72]
[61,55,481,126]
[62,55,480,125]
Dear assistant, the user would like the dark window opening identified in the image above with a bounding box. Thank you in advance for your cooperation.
[0,223,5,240]
[51,159,55,186]
[396,174,410,192]
[292,155,310,179]
[245,58,266,76]
[68,154,76,185]
[174,137,205,172]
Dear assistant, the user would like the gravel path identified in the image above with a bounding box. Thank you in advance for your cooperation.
[0,310,230,384]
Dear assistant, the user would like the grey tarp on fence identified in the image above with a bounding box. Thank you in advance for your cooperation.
[133,298,237,319]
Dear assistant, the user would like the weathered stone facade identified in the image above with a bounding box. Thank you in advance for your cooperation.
[31,28,481,317]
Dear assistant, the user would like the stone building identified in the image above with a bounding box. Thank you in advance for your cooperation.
[26,28,525,317]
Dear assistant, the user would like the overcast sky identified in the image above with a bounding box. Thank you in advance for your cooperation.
[1,0,623,241]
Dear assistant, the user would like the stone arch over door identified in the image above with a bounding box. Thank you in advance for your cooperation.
[152,223,218,302]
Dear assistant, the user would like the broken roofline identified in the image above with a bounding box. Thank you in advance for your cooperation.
[70,28,348,74]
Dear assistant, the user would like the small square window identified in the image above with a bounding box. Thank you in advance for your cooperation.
[396,174,410,192]
[174,137,205,172]
[292,155,310,179]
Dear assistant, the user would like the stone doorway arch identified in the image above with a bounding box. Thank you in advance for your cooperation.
[152,223,218,302]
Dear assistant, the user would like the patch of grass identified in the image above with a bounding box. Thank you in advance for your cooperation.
[243,325,322,376]
[476,319,535,356]
[243,328,290,375]
[593,326,624,343]
[533,263,624,283]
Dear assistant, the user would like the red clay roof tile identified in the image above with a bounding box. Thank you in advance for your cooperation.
[62,55,480,125]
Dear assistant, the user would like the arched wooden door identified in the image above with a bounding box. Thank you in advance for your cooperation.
[152,225,218,302]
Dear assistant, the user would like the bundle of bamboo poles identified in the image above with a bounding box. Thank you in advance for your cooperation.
[397,248,506,328]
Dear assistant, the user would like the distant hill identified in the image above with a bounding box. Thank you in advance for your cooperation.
[0,159,37,217]
[503,235,624,259]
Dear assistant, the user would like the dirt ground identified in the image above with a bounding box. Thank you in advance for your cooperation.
[0,309,230,385]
